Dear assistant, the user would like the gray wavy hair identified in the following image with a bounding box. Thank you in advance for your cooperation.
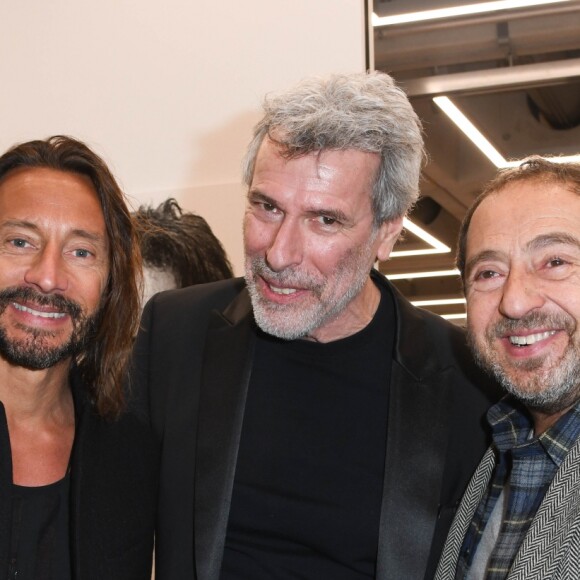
[242,71,425,226]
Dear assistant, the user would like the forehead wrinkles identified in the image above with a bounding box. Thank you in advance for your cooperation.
[467,185,580,255]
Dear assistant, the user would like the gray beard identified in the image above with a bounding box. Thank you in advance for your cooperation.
[245,237,374,341]
[467,311,580,414]
[246,264,368,340]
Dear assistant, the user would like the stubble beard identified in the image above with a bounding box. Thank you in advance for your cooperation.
[245,238,376,341]
[0,287,99,370]
[467,311,580,414]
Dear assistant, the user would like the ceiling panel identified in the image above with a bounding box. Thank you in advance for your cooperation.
[373,0,580,323]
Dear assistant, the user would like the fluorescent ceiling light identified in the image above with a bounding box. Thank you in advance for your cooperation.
[385,269,460,280]
[433,96,506,167]
[500,154,580,168]
[372,0,570,26]
[412,297,466,307]
[441,313,467,320]
[390,217,451,258]
[434,96,580,168]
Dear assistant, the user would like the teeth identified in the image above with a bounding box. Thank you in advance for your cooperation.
[509,330,556,346]
[270,285,297,295]
[13,303,66,319]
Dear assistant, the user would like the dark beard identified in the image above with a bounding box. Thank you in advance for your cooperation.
[0,287,98,370]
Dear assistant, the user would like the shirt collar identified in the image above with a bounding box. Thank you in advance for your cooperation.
[488,395,580,467]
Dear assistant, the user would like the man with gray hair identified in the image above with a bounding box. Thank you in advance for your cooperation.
[132,71,497,580]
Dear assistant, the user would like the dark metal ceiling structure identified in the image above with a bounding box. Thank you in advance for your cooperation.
[373,0,580,322]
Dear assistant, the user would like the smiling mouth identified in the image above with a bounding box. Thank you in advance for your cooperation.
[13,303,66,319]
[508,330,557,347]
[269,284,297,296]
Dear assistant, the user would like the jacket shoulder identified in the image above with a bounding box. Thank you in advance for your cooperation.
[139,277,247,340]
[148,277,245,316]
[393,288,498,396]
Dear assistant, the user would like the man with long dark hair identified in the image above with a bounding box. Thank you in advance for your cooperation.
[0,136,157,579]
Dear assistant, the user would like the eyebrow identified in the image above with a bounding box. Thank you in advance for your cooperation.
[247,190,277,205]
[465,232,580,278]
[248,190,350,224]
[70,229,107,245]
[525,232,580,253]
[465,249,505,279]
[0,220,107,246]
[0,219,41,231]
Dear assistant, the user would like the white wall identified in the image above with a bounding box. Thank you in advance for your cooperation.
[1,0,368,274]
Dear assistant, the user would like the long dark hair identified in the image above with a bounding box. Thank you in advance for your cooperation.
[0,135,142,418]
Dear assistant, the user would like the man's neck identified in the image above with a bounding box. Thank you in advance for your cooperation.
[305,278,381,343]
[0,357,72,421]
[530,406,573,437]
[0,357,75,486]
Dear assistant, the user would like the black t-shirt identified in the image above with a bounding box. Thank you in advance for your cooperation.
[10,474,71,580]
[221,284,395,579]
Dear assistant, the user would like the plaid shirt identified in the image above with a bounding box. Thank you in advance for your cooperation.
[455,396,580,580]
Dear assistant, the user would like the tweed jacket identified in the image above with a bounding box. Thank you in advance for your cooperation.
[0,374,158,580]
[435,436,580,579]
[132,271,498,580]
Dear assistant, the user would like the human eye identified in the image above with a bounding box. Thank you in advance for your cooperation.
[9,238,31,249]
[0,234,37,256]
[546,256,567,268]
[261,202,278,213]
[311,212,345,233]
[65,238,102,262]
[248,194,282,220]
[540,254,574,280]
[475,269,499,280]
[317,215,338,227]
[254,201,283,223]
[468,267,504,292]
[72,248,93,259]
[0,223,37,253]
[5,237,36,253]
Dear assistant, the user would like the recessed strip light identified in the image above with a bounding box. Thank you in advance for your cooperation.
[385,269,460,280]
[372,0,570,27]
[390,248,451,257]
[412,297,466,307]
[441,313,467,320]
[433,96,506,167]
[390,217,451,258]
[500,154,580,167]
[434,96,580,168]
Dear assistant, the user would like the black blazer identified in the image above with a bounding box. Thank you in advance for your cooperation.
[131,271,498,580]
[0,375,158,580]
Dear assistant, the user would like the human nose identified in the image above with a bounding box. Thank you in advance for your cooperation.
[498,268,545,319]
[23,245,68,293]
[264,218,303,272]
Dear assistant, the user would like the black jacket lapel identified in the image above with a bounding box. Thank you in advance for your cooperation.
[194,292,255,580]
[377,363,452,579]
[0,405,13,579]
[376,279,453,579]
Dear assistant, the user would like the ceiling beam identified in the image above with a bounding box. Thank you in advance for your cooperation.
[401,57,580,97]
